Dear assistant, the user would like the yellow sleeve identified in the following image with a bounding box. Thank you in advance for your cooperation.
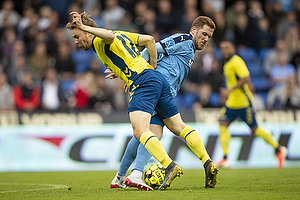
[234,57,250,79]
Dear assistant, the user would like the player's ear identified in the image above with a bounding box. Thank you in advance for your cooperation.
[190,26,197,36]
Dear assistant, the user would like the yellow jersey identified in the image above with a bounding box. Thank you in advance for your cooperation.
[223,55,253,109]
[92,30,154,88]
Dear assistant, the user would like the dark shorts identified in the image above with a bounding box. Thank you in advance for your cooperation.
[128,69,179,120]
[150,114,164,127]
[219,105,258,128]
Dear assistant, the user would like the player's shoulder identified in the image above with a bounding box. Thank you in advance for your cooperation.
[231,55,246,64]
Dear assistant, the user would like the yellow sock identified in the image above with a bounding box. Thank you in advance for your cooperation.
[220,125,231,157]
[179,125,210,165]
[254,127,279,148]
[140,131,172,168]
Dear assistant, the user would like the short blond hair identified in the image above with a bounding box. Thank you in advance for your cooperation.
[66,11,97,29]
[191,16,216,30]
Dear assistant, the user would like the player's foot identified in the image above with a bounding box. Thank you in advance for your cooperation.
[124,174,153,191]
[204,160,218,188]
[158,161,183,191]
[110,174,128,188]
[216,158,230,168]
[276,146,288,169]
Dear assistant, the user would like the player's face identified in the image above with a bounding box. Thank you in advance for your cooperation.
[220,41,235,59]
[191,25,214,50]
[72,29,92,50]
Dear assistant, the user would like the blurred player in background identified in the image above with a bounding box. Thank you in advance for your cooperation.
[110,16,217,190]
[216,40,288,169]
[67,11,218,190]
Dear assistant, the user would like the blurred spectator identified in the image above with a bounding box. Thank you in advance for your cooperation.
[269,52,296,89]
[213,11,232,47]
[193,81,213,108]
[17,6,35,34]
[276,0,294,13]
[22,12,40,53]
[277,11,299,39]
[88,56,105,74]
[225,0,247,31]
[40,67,67,111]
[263,39,290,75]
[252,17,275,50]
[90,5,104,28]
[117,12,139,32]
[132,0,148,30]
[1,38,25,75]
[92,73,114,113]
[247,0,265,33]
[55,42,76,79]
[7,54,36,86]
[198,42,216,75]
[265,1,285,33]
[70,74,89,110]
[0,72,14,110]
[203,58,224,93]
[156,0,179,36]
[13,71,40,112]
[139,9,156,34]
[37,5,52,32]
[71,47,94,73]
[27,41,53,79]
[295,0,300,23]
[267,74,300,109]
[101,0,126,30]
[179,0,199,33]
[0,26,16,59]
[112,78,129,110]
[0,0,21,28]
[202,0,225,13]
[234,13,251,48]
[290,42,300,85]
[284,26,300,55]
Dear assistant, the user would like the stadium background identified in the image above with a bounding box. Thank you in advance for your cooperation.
[0,0,299,171]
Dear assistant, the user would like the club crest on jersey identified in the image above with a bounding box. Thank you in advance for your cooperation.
[164,39,175,48]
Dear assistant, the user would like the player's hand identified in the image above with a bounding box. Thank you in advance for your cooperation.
[70,11,83,29]
[104,69,117,79]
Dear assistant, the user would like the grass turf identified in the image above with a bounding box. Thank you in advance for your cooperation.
[0,168,299,200]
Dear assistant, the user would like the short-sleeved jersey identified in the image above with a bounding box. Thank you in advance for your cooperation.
[223,54,253,109]
[156,33,195,97]
[92,30,154,88]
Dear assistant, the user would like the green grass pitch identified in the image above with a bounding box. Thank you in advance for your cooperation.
[0,168,299,200]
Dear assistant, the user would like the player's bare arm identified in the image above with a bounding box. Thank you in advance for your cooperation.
[220,76,251,97]
[70,11,115,44]
[138,35,157,69]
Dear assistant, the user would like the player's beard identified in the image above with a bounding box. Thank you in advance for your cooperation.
[195,37,206,50]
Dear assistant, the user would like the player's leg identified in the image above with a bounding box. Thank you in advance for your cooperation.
[216,106,234,168]
[163,113,218,188]
[244,107,288,169]
[124,122,163,190]
[128,70,183,190]
[110,137,140,188]
[130,111,173,169]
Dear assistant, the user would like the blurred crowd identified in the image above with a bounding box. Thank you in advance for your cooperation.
[0,0,300,114]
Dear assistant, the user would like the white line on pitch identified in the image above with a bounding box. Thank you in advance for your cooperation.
[0,183,69,193]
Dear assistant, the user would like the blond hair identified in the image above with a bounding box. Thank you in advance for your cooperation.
[66,11,97,29]
[191,16,216,30]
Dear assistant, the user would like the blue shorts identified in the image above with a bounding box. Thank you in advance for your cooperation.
[219,105,258,128]
[128,69,179,120]
[150,114,164,127]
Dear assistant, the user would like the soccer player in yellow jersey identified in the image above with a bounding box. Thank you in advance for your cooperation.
[66,11,218,190]
[216,40,288,169]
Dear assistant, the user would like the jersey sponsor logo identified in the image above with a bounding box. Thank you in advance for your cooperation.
[164,39,175,48]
